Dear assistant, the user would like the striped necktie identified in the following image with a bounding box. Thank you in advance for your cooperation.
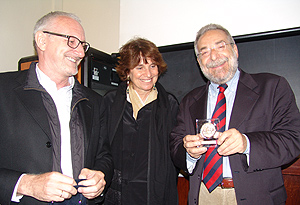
[203,84,227,192]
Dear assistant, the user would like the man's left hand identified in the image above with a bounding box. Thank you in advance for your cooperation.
[215,128,247,155]
[77,168,106,199]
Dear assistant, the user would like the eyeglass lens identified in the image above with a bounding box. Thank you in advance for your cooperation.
[199,42,229,58]
[68,36,89,52]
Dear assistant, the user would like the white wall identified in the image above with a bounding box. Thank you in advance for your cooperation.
[119,0,300,47]
[0,0,120,72]
[0,0,52,71]
[62,0,120,56]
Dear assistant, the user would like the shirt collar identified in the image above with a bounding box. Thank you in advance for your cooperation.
[36,64,75,94]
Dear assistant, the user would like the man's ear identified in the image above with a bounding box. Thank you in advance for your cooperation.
[233,44,239,58]
[197,57,201,66]
[35,31,47,51]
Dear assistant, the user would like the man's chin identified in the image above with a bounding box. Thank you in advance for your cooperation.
[68,68,78,77]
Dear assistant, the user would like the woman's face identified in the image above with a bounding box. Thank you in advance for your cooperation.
[128,57,159,96]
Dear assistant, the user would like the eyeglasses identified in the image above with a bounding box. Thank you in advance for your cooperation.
[197,41,234,59]
[43,31,90,52]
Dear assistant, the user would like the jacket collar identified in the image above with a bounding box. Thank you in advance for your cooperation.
[14,62,52,140]
[15,62,93,146]
[229,69,259,129]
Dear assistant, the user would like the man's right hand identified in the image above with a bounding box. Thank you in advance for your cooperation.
[17,172,77,202]
[183,134,208,159]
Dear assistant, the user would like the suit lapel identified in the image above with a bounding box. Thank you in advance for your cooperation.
[14,84,52,140]
[229,70,259,129]
[14,66,52,140]
[188,71,259,132]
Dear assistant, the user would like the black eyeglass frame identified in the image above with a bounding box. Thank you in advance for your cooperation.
[43,31,90,52]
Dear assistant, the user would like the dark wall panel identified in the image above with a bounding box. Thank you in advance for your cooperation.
[237,35,300,108]
[159,49,205,102]
[158,28,300,109]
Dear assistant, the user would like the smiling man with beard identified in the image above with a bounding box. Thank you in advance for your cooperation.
[170,24,300,205]
[0,11,113,205]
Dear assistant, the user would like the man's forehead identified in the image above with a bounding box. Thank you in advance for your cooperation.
[50,16,85,39]
[198,30,228,46]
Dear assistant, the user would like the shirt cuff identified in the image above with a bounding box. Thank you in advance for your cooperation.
[11,174,25,202]
[243,134,251,165]
[186,152,201,174]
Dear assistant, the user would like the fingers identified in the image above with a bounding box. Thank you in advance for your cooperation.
[217,129,247,155]
[183,135,201,148]
[48,172,77,197]
[40,172,77,201]
[51,185,74,202]
[183,135,208,158]
[78,169,106,199]
[182,129,247,158]
[58,190,72,201]
[16,169,109,202]
[18,172,77,202]
[187,146,208,159]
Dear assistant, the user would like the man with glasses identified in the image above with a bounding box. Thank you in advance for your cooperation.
[170,24,300,204]
[0,11,113,205]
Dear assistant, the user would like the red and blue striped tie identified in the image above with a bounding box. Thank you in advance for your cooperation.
[203,84,227,192]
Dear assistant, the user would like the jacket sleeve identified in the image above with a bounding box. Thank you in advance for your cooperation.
[244,76,300,173]
[87,94,114,203]
[0,169,23,204]
[169,95,194,173]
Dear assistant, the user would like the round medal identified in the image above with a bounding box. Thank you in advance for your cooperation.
[200,122,216,139]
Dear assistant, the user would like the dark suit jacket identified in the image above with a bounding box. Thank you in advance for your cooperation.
[170,69,300,205]
[0,63,113,205]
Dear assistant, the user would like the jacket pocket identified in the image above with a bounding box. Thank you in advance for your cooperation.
[270,185,287,205]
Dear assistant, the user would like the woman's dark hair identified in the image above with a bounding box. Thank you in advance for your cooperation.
[115,37,167,81]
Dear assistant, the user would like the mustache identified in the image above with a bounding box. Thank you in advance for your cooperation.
[206,57,228,68]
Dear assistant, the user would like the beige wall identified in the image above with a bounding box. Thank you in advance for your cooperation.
[1,0,299,72]
[0,0,120,72]
[62,0,120,55]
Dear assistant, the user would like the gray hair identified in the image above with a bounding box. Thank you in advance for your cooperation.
[194,23,235,56]
[33,11,82,51]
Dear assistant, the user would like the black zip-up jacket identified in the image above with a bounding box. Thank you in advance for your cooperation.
[0,62,113,205]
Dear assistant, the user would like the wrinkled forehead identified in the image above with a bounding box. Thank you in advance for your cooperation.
[198,30,228,48]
